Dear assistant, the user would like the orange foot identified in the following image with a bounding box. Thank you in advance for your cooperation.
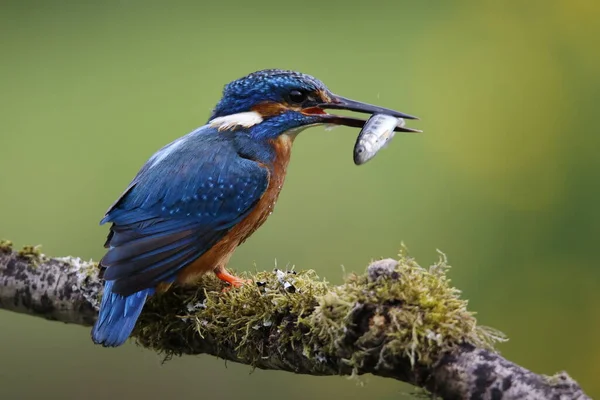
[215,269,250,289]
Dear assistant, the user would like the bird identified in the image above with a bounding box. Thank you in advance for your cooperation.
[91,69,419,347]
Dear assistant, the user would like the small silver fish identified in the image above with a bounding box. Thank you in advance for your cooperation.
[353,114,409,165]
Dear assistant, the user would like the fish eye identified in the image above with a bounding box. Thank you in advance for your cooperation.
[288,90,307,104]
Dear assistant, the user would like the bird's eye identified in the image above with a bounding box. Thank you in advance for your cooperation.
[289,90,307,104]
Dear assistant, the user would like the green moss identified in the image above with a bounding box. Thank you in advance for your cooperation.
[74,257,100,278]
[17,244,43,263]
[0,239,13,254]
[331,250,505,369]
[137,269,330,361]
[136,249,506,372]
[543,371,577,388]
[87,261,101,277]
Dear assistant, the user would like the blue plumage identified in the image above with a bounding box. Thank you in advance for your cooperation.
[248,110,322,140]
[211,69,327,120]
[92,127,271,346]
[92,280,154,347]
[102,127,271,295]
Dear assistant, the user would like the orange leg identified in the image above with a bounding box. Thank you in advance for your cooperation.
[215,268,250,288]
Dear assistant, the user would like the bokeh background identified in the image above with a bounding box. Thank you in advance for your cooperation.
[1,1,599,399]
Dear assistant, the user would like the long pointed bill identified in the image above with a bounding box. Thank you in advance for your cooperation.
[322,95,419,120]
[308,94,421,133]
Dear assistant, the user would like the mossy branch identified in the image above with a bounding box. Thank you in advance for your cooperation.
[0,239,591,400]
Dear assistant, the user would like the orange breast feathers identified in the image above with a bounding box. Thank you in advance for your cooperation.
[176,134,295,286]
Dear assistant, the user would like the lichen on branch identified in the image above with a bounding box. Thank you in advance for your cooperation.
[0,240,591,400]
[136,249,504,378]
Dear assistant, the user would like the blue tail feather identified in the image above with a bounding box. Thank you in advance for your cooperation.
[91,280,154,347]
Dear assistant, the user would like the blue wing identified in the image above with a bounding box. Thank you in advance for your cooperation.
[99,128,269,296]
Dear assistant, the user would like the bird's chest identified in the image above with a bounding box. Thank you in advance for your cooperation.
[230,134,293,244]
[176,134,294,284]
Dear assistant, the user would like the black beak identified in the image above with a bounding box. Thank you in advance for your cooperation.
[314,95,421,133]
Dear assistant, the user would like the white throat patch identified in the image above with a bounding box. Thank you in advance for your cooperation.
[209,111,264,132]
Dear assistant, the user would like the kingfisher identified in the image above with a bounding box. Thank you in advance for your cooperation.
[91,69,418,347]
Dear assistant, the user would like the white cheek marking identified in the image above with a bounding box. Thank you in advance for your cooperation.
[148,136,187,168]
[209,111,264,132]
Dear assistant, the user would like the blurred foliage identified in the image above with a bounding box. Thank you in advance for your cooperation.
[0,0,599,399]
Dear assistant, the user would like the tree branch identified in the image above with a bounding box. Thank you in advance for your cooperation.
[0,240,590,400]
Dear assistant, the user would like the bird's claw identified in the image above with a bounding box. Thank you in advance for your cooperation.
[215,269,251,291]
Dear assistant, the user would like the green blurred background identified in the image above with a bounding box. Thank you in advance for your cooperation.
[1,0,599,398]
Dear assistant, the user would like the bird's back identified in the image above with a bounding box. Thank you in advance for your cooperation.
[92,126,282,346]
[99,126,277,295]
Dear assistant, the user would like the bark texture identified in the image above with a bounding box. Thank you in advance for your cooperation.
[0,241,590,400]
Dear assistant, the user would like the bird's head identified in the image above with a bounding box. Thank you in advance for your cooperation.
[208,69,419,139]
